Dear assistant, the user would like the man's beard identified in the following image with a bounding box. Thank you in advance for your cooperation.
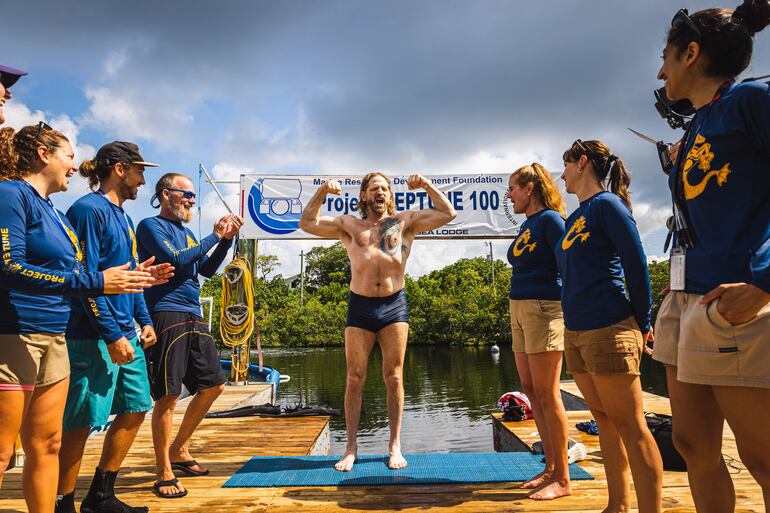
[118,180,138,201]
[171,203,193,223]
[367,197,388,214]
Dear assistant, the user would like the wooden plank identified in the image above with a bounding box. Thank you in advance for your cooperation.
[1,382,764,513]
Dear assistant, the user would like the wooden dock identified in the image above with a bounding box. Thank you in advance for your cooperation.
[1,382,763,512]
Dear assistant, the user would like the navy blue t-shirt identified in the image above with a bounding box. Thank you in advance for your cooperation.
[0,180,103,334]
[137,215,232,316]
[507,209,565,301]
[671,81,770,294]
[555,191,652,333]
[66,192,152,344]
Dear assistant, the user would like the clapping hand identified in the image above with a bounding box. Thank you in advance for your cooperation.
[137,256,175,286]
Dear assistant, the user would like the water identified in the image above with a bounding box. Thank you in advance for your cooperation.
[238,345,668,455]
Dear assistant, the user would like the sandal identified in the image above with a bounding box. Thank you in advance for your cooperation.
[153,478,188,498]
[171,459,210,477]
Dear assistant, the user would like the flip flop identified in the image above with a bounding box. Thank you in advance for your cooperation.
[153,478,188,499]
[171,459,210,477]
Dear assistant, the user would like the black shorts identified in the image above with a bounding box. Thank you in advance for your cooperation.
[145,311,226,400]
[346,289,409,333]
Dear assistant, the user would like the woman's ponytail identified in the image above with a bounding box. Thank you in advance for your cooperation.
[607,157,632,212]
[0,127,21,180]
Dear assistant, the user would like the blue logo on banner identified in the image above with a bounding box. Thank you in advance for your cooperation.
[247,178,304,235]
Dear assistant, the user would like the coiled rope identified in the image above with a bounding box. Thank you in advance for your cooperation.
[220,257,254,374]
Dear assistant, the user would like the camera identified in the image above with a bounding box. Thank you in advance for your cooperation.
[654,86,695,130]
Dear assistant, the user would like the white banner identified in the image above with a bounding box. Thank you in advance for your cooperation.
[239,173,523,239]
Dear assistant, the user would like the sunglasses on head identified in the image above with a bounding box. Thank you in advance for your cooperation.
[166,188,196,200]
[35,120,52,139]
[671,8,701,40]
[566,139,603,171]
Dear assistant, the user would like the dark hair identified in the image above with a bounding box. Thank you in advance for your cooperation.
[358,172,396,219]
[78,157,128,191]
[667,2,770,79]
[563,139,632,211]
[0,124,69,180]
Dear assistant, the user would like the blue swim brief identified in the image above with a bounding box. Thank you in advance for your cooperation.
[63,336,153,431]
[346,289,409,333]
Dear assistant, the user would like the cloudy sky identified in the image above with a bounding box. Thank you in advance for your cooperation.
[4,0,769,278]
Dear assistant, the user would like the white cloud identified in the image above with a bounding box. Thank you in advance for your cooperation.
[3,101,96,207]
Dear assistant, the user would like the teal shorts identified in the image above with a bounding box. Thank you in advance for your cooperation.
[63,337,153,431]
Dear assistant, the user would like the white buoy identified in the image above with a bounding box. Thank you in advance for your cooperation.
[490,344,500,353]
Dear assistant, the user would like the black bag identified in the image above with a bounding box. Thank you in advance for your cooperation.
[645,413,687,471]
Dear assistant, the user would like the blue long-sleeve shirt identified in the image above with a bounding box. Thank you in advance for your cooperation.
[555,191,652,333]
[137,215,232,316]
[66,192,152,344]
[672,81,770,294]
[507,209,565,301]
[0,180,103,334]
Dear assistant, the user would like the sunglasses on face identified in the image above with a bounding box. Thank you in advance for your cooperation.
[166,188,196,200]
[671,8,701,40]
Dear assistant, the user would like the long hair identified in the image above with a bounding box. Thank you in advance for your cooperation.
[667,2,770,79]
[511,163,566,217]
[563,139,632,211]
[0,125,69,180]
[357,172,396,219]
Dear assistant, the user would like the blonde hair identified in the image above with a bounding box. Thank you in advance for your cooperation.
[358,172,396,219]
[511,162,566,217]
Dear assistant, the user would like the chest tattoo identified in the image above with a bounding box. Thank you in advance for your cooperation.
[377,218,404,256]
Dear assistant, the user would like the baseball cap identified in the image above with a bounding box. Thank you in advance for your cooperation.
[0,64,28,89]
[95,141,159,167]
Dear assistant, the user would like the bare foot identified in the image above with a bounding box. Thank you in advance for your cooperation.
[520,470,552,489]
[335,451,356,472]
[600,506,630,513]
[169,447,207,475]
[388,448,407,470]
[154,470,186,497]
[528,478,572,501]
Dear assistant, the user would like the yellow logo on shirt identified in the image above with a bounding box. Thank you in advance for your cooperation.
[128,227,138,261]
[683,134,731,200]
[562,216,591,250]
[186,235,197,248]
[512,229,537,257]
[63,225,84,263]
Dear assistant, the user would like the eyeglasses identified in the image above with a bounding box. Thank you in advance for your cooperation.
[671,8,700,40]
[165,188,196,200]
[35,121,52,139]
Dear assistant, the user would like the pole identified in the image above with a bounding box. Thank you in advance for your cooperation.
[198,163,234,214]
[486,241,495,288]
[299,250,305,307]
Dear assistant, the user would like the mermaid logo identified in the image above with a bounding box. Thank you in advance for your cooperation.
[683,134,731,200]
[247,178,303,235]
[562,216,591,250]
[512,228,537,257]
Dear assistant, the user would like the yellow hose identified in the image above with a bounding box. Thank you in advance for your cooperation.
[220,257,254,374]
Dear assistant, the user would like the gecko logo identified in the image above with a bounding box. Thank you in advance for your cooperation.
[247,178,304,235]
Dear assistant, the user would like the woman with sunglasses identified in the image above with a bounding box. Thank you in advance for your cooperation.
[505,163,571,500]
[0,124,156,513]
[654,3,770,511]
[557,140,662,513]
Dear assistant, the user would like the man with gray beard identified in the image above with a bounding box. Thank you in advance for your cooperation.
[136,173,242,498]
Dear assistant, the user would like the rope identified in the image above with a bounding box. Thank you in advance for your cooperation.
[220,257,254,374]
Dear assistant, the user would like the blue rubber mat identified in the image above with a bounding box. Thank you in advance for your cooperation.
[223,452,593,487]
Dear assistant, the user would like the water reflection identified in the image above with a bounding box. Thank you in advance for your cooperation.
[233,345,668,455]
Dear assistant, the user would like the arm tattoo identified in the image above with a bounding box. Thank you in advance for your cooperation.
[378,218,403,256]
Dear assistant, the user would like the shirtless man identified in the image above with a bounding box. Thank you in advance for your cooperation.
[300,172,456,471]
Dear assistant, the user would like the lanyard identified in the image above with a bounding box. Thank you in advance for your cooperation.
[20,180,83,262]
[96,190,138,264]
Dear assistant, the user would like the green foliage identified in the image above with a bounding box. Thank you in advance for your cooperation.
[203,245,669,348]
[305,242,351,290]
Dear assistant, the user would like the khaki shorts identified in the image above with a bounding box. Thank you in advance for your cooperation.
[509,299,564,354]
[653,291,770,388]
[564,316,643,375]
[0,333,69,391]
